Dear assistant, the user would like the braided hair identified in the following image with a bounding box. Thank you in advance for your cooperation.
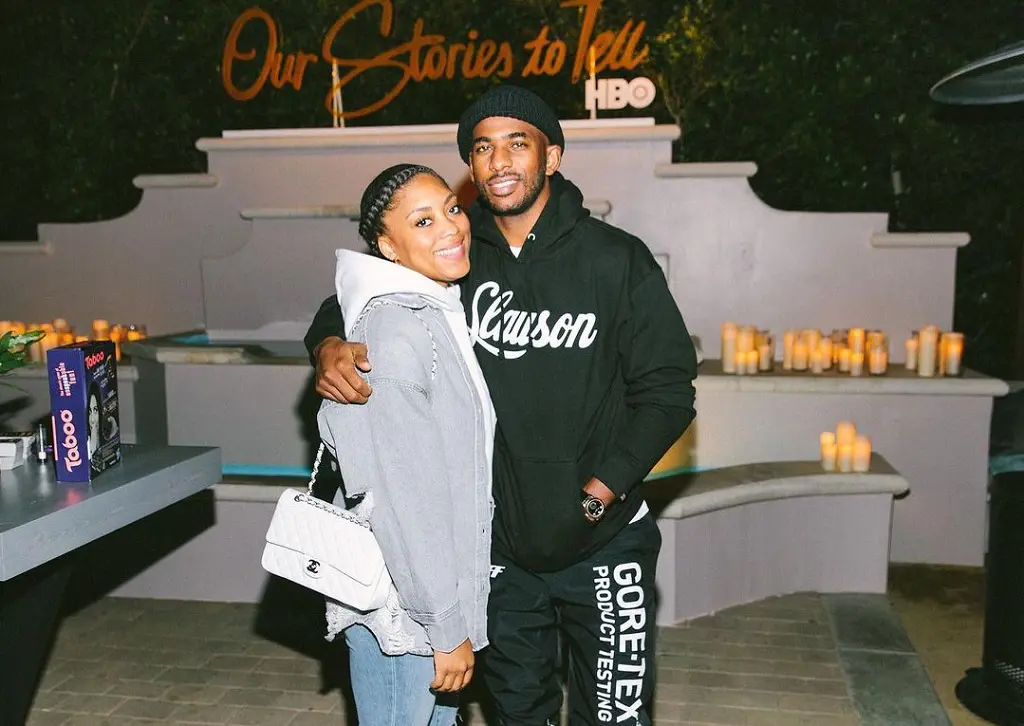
[358,163,445,257]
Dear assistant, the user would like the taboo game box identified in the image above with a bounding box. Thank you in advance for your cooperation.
[47,341,121,483]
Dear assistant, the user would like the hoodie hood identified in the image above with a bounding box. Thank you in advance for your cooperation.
[334,249,461,338]
[469,172,590,260]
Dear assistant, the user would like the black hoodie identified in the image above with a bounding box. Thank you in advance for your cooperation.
[305,172,698,572]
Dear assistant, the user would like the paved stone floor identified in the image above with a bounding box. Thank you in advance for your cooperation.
[24,566,979,726]
[887,564,988,726]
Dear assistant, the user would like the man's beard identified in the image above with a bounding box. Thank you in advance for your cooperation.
[475,166,546,217]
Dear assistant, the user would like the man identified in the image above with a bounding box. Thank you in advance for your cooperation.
[304,84,697,725]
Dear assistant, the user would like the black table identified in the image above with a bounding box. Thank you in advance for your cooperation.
[0,444,221,726]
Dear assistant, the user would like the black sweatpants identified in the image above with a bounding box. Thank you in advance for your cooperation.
[483,512,662,726]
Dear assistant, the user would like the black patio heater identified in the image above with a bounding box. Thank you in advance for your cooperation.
[931,43,1024,726]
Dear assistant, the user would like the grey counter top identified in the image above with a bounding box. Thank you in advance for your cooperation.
[123,334,1008,398]
[643,455,909,520]
[4,363,139,382]
[123,334,308,365]
[695,359,1008,397]
[0,444,221,580]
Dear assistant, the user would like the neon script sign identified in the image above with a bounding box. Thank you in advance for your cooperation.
[222,0,649,119]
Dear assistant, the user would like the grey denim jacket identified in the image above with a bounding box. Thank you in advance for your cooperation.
[318,250,494,656]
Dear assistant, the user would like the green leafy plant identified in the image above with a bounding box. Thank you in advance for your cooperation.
[0,330,45,383]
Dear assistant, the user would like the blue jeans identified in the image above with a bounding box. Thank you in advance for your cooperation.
[346,624,459,726]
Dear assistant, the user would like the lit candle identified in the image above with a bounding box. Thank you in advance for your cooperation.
[836,421,857,447]
[905,336,918,371]
[39,327,59,360]
[721,322,737,374]
[831,330,846,363]
[944,332,964,376]
[803,329,822,355]
[918,326,938,377]
[738,326,756,356]
[782,330,795,370]
[821,443,838,471]
[747,349,760,375]
[867,331,886,351]
[92,319,111,341]
[27,324,44,362]
[838,346,851,373]
[848,328,865,355]
[792,341,809,371]
[111,324,125,360]
[737,350,751,375]
[810,349,824,374]
[820,431,838,472]
[852,435,872,472]
[758,342,773,371]
[837,443,854,472]
[868,347,888,375]
[818,338,833,370]
[849,351,865,376]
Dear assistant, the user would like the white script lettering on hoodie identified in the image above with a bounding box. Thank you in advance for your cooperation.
[470,281,598,359]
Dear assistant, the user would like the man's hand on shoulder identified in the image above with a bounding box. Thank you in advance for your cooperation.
[315,337,373,404]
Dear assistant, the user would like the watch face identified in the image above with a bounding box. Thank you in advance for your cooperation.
[584,496,605,520]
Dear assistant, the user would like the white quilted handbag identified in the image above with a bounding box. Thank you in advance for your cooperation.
[261,443,392,611]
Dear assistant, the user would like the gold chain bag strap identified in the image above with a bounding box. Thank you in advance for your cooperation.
[261,443,392,610]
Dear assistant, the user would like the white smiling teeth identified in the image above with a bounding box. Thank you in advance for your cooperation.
[435,243,463,258]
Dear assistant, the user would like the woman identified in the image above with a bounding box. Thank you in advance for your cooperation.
[86,384,119,463]
[317,163,495,726]
[87,385,101,457]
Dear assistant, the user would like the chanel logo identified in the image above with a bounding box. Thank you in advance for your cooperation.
[305,559,322,578]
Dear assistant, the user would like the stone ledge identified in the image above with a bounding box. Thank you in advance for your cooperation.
[222,118,657,139]
[239,205,360,221]
[128,346,251,365]
[0,241,52,255]
[4,363,139,382]
[871,232,970,248]
[216,457,909,512]
[132,173,219,190]
[696,359,1009,397]
[198,123,679,152]
[646,456,908,520]
[655,161,759,178]
[240,200,612,220]
[214,481,289,502]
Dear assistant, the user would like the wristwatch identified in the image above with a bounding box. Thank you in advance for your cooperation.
[581,492,607,523]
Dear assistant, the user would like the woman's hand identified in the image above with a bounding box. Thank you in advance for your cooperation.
[431,639,474,693]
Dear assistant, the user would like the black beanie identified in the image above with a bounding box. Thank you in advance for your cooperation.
[457,84,565,162]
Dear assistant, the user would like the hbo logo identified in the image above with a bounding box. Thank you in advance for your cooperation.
[584,77,657,112]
